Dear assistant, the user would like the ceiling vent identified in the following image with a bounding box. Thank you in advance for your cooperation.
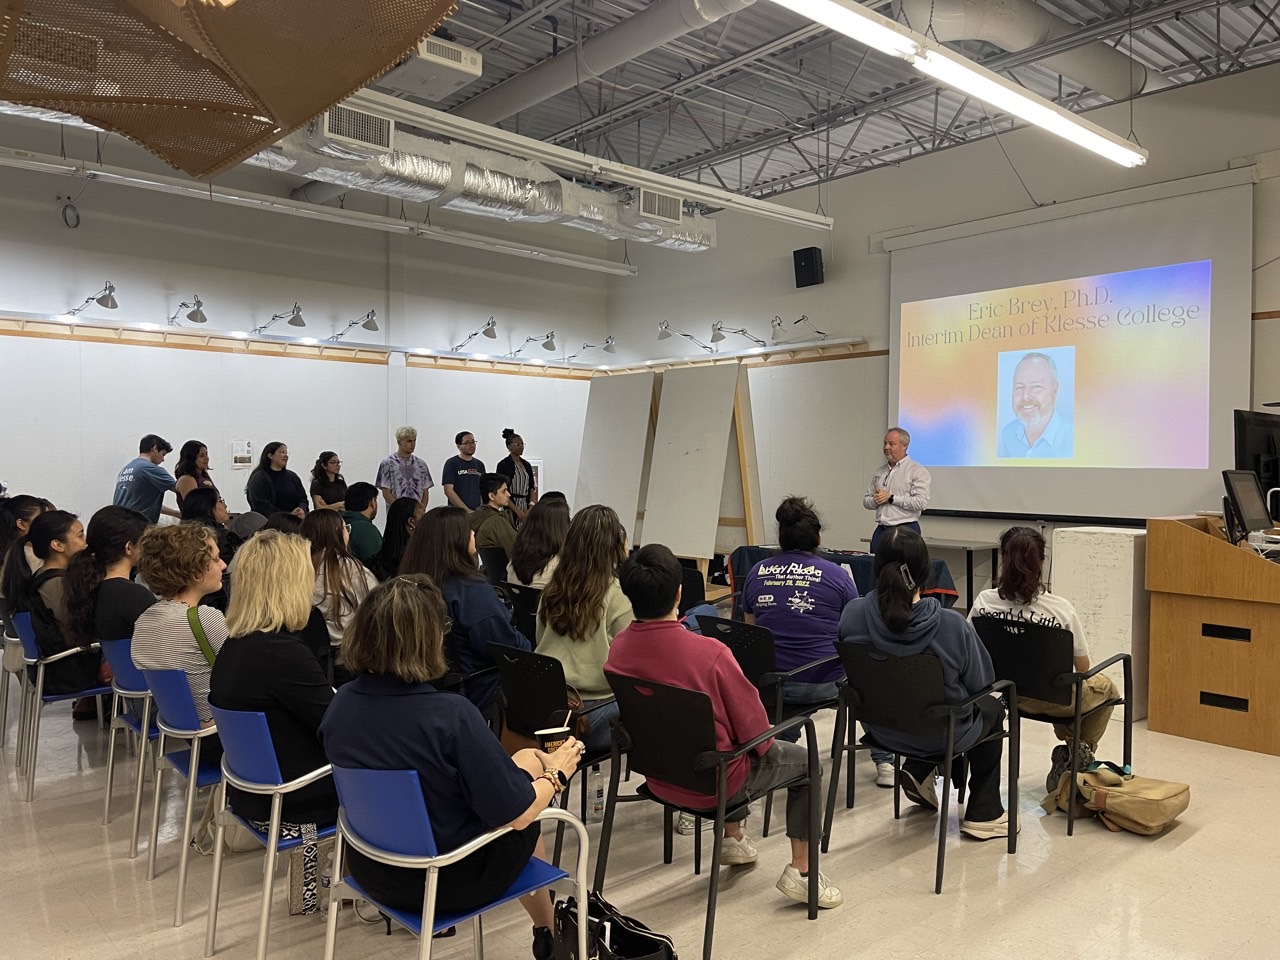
[639,188,684,225]
[375,36,483,102]
[323,104,394,151]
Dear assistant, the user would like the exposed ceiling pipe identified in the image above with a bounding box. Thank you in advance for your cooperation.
[452,0,757,125]
[899,0,1160,101]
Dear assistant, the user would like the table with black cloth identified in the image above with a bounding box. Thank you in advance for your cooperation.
[728,546,958,614]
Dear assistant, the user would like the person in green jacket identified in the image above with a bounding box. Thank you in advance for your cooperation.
[468,474,518,556]
[339,482,383,570]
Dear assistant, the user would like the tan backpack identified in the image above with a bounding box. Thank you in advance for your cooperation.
[1042,762,1190,836]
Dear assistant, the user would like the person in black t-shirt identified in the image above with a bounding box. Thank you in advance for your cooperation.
[65,505,155,648]
[309,450,348,512]
[245,442,309,518]
[442,431,486,512]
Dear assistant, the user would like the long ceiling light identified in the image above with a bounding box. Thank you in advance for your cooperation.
[347,90,835,232]
[767,0,1148,167]
[0,147,637,278]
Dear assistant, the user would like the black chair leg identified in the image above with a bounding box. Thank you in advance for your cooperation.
[552,820,565,868]
[762,790,773,837]
[935,743,955,895]
[821,702,848,853]
[1067,703,1084,836]
[693,817,702,875]
[702,804,729,960]
[893,755,902,820]
[663,808,674,865]
[1007,709,1019,856]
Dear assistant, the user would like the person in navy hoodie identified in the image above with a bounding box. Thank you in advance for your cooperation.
[837,526,1011,841]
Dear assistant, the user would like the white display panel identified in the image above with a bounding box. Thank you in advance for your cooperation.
[889,184,1253,518]
[575,372,655,536]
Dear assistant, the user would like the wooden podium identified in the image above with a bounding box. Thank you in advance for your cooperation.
[1147,516,1280,755]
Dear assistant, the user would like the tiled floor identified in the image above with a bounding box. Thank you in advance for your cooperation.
[1,687,1265,960]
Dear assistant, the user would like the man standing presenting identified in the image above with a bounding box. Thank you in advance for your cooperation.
[442,431,486,512]
[376,426,434,508]
[997,352,1074,458]
[863,427,931,552]
[113,434,180,522]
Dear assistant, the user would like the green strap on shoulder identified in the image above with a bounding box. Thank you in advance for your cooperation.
[187,605,216,666]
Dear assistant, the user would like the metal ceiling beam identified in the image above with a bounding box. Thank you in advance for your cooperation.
[654,0,1222,180]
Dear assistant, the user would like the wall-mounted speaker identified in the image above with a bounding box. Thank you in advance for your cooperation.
[793,246,824,288]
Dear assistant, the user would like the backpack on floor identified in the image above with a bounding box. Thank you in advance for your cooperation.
[1042,761,1190,835]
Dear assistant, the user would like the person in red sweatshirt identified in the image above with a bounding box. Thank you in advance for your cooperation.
[605,543,842,909]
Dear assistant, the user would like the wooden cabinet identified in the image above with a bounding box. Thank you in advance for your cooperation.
[1147,516,1280,755]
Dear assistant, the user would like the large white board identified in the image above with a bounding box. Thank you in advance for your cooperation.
[643,365,740,557]
[748,355,890,550]
[575,372,654,533]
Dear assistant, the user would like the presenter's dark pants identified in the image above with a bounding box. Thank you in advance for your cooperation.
[870,521,921,553]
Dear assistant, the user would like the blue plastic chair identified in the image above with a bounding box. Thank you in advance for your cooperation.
[99,637,158,858]
[204,706,336,960]
[142,668,222,927]
[13,611,110,801]
[322,765,590,960]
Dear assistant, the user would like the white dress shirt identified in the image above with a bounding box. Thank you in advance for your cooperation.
[863,455,932,526]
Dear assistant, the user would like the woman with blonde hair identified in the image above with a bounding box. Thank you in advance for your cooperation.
[209,530,338,906]
[535,504,633,754]
[300,511,377,657]
[132,524,229,749]
[320,575,583,960]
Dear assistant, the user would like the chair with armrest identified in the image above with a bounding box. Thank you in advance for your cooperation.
[487,643,616,862]
[99,637,159,858]
[0,613,22,749]
[141,668,222,927]
[478,547,510,586]
[13,611,110,801]
[204,706,336,960]
[678,565,707,617]
[594,671,822,960]
[822,643,1018,894]
[970,616,1132,835]
[504,582,541,645]
[695,615,844,835]
[322,765,590,960]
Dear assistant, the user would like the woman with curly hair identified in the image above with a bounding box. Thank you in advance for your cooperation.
[535,504,633,754]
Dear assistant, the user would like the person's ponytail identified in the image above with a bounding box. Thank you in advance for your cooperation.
[871,526,930,635]
[1,534,34,613]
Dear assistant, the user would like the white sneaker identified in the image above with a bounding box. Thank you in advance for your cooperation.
[898,767,940,811]
[675,812,714,835]
[875,762,895,788]
[719,833,759,865]
[960,811,1018,841]
[775,864,843,909]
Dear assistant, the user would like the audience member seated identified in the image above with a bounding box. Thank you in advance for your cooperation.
[742,498,884,769]
[132,524,228,757]
[300,511,377,665]
[309,450,348,512]
[399,506,529,714]
[0,494,50,586]
[174,440,219,513]
[320,575,584,960]
[262,512,304,536]
[606,544,842,908]
[180,488,234,610]
[65,505,154,650]
[535,504,633,756]
[339,482,382,569]
[209,529,339,892]
[537,491,568,505]
[371,497,421,581]
[245,442,309,519]
[969,525,1119,785]
[837,527,1009,840]
[1,509,102,704]
[470,473,519,558]
[509,498,570,589]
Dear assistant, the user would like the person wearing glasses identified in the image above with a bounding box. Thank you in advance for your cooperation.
[442,431,486,512]
[310,451,348,512]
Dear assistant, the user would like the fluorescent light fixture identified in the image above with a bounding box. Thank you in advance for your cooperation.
[914,46,1147,167]
[769,0,918,58]
[764,0,1148,168]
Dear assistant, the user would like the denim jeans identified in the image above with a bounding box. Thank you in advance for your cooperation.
[580,697,619,757]
[726,741,816,840]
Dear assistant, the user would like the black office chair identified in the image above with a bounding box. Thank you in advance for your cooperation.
[478,546,509,585]
[505,583,542,646]
[695,615,842,836]
[487,644,616,862]
[678,565,706,616]
[594,671,821,960]
[823,643,1018,894]
[971,616,1132,835]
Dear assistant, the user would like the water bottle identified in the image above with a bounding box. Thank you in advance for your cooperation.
[588,765,605,822]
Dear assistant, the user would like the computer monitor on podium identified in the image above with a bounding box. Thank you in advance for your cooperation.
[1234,409,1280,489]
[1223,469,1274,543]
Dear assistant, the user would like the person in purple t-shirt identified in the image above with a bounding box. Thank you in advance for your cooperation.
[742,497,894,786]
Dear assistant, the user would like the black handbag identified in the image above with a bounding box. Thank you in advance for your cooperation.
[554,892,677,960]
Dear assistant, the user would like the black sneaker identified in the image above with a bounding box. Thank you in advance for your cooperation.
[532,925,554,960]
[1046,741,1095,794]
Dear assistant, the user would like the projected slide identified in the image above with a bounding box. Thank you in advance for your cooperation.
[898,260,1211,469]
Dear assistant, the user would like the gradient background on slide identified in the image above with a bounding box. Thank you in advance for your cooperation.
[898,260,1211,468]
